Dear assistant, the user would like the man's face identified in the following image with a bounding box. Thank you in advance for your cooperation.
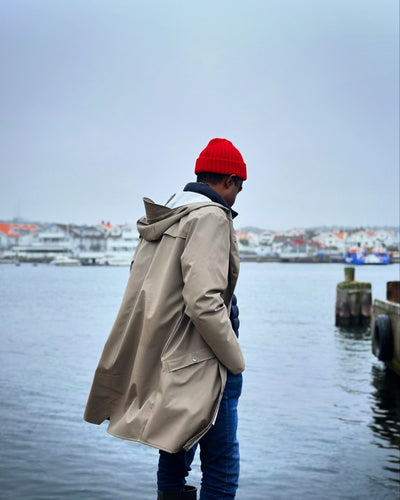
[224,176,243,207]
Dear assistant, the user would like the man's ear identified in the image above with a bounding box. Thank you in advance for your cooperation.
[224,175,234,188]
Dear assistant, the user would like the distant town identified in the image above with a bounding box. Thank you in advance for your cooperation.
[0,219,399,266]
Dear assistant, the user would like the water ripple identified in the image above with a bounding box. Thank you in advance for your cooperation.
[1,263,399,499]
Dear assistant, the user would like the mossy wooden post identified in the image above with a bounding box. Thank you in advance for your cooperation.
[335,267,372,327]
[344,266,355,282]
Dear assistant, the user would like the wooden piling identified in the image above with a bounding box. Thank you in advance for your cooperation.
[335,267,372,327]
[387,281,400,304]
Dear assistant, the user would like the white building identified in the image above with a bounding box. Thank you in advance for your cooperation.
[0,223,40,251]
[235,231,260,256]
[4,224,73,262]
[98,224,140,265]
[312,231,347,252]
[346,230,381,250]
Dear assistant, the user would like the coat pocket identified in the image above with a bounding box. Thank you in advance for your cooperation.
[161,313,215,370]
[163,347,216,373]
[144,348,222,453]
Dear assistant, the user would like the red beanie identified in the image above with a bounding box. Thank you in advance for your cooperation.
[195,138,247,180]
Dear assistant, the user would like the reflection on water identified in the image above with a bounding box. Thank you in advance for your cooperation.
[369,365,400,484]
[337,325,372,341]
[1,263,399,499]
[336,324,400,486]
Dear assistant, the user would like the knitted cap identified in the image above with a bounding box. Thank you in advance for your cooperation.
[195,138,247,180]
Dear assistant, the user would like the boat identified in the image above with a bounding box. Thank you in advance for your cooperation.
[50,255,81,266]
[344,247,389,265]
[3,244,72,263]
[365,251,390,265]
[97,253,133,266]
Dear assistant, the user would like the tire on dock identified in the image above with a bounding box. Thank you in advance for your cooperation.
[373,314,394,361]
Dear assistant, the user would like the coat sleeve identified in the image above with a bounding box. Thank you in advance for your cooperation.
[180,208,245,375]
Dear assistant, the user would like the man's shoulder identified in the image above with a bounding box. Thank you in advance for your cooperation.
[187,202,230,218]
[183,203,230,227]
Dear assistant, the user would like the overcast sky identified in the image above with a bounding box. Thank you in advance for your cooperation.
[1,0,398,230]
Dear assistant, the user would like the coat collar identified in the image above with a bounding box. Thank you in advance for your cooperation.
[183,182,238,219]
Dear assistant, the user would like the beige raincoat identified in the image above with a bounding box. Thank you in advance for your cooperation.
[84,193,244,453]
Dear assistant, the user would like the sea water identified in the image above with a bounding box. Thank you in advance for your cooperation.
[0,263,399,499]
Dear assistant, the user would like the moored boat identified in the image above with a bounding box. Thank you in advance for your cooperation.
[345,247,389,265]
[50,255,81,266]
[97,253,133,266]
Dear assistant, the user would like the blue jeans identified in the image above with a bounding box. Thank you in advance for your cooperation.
[157,373,242,499]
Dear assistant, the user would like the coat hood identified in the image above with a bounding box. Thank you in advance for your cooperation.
[137,194,229,242]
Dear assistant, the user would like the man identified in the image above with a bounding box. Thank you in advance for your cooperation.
[84,138,247,499]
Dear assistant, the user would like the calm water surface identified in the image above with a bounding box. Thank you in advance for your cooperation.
[0,263,399,499]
